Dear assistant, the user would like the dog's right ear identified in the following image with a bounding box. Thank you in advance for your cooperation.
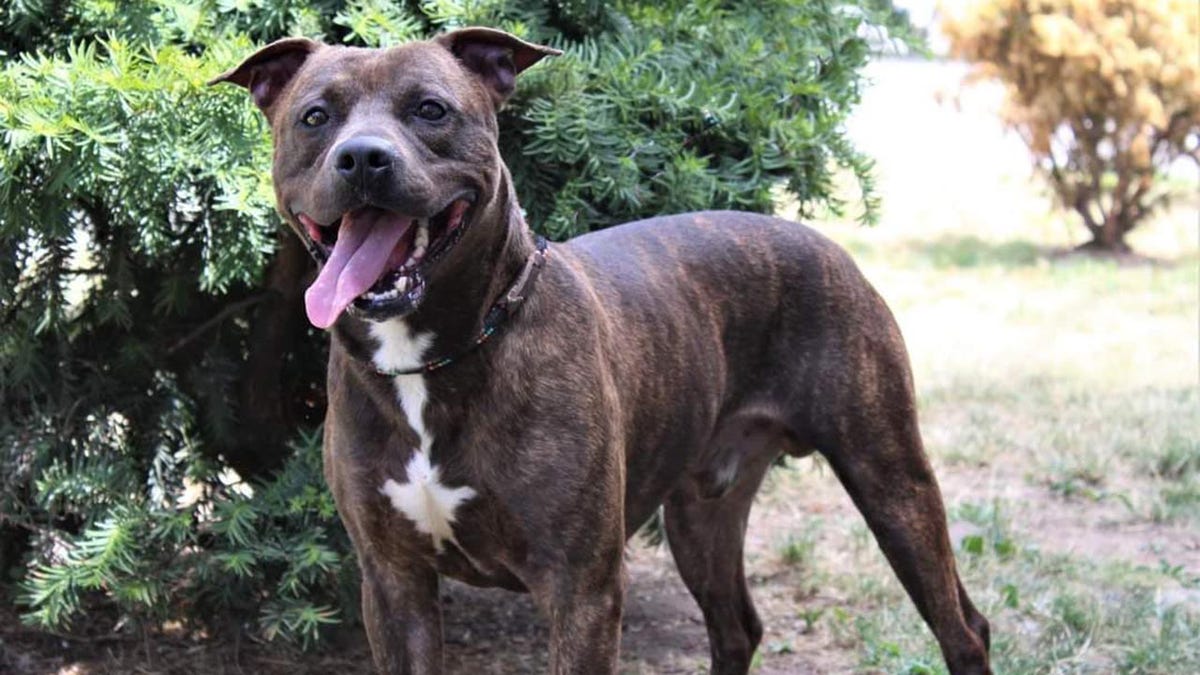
[209,37,321,114]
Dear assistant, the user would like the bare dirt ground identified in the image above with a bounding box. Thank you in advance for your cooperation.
[6,457,1196,673]
[7,401,1199,674]
[0,479,866,673]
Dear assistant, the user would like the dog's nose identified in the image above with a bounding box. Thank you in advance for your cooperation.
[333,136,395,187]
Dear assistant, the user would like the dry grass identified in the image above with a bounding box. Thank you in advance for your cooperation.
[744,58,1200,674]
[743,217,1200,670]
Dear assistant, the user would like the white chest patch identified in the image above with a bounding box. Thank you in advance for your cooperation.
[380,452,476,552]
[369,320,476,552]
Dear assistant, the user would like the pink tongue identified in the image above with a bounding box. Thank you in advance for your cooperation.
[304,209,414,329]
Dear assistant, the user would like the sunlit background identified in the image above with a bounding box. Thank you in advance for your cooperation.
[738,2,1200,671]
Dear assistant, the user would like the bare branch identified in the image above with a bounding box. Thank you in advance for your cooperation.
[165,292,270,356]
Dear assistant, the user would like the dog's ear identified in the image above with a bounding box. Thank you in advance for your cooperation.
[436,27,561,105]
[209,37,322,114]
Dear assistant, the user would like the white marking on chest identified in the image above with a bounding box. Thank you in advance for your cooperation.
[380,452,475,552]
[370,320,476,552]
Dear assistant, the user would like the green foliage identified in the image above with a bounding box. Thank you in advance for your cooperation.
[1,0,917,648]
[19,428,352,647]
[778,518,821,568]
[505,0,887,237]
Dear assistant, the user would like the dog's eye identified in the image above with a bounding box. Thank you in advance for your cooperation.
[416,100,447,121]
[301,107,329,127]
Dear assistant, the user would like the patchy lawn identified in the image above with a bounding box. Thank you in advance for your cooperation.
[733,212,1200,674]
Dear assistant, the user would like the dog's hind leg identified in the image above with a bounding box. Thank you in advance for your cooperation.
[663,425,780,675]
[802,322,991,674]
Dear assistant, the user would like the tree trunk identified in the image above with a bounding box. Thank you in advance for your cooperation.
[1077,237,1132,254]
[1079,222,1132,253]
[1084,203,1136,253]
[224,232,313,479]
[0,523,30,577]
[1101,216,1124,250]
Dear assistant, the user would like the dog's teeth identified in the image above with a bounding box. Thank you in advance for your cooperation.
[365,287,398,302]
[415,222,429,249]
[395,276,411,292]
[411,245,426,261]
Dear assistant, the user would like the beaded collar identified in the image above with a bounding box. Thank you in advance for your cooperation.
[373,236,549,377]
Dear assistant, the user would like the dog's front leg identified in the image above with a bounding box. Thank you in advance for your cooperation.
[360,557,442,674]
[526,550,626,674]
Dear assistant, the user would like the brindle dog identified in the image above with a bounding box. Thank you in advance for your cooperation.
[212,27,991,675]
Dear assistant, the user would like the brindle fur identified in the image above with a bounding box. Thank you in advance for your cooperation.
[213,28,991,675]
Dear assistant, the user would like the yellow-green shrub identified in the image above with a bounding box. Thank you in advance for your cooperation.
[944,0,1199,251]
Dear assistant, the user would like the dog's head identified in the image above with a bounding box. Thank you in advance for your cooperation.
[212,28,559,328]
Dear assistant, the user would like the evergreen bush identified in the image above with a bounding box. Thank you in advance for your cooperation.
[0,0,915,646]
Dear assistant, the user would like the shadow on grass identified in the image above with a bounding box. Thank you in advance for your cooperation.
[891,234,1189,269]
[904,235,1044,269]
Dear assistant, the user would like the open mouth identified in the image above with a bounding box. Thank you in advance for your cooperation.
[297,197,473,329]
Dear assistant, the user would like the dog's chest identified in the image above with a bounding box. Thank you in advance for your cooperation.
[368,321,476,554]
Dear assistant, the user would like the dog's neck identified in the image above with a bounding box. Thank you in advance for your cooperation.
[336,165,537,371]
[425,167,534,339]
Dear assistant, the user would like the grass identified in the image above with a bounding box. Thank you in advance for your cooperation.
[778,519,822,569]
[756,161,1200,671]
[836,543,1200,674]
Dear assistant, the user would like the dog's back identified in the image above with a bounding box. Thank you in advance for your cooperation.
[563,211,908,512]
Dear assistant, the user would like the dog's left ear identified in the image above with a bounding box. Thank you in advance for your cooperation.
[436,27,561,105]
